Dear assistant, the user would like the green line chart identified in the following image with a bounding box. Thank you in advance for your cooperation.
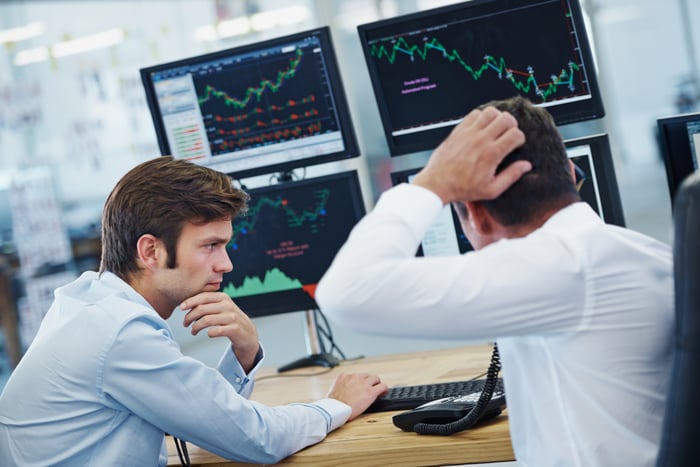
[370,36,580,102]
[229,188,330,250]
[198,48,304,108]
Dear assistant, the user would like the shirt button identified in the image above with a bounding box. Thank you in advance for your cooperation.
[235,377,242,383]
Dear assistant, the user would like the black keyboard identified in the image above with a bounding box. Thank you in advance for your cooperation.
[366,377,505,413]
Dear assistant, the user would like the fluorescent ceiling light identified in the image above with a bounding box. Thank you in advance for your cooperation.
[14,46,50,66]
[218,17,251,38]
[251,6,309,31]
[194,25,218,42]
[51,27,125,58]
[195,17,252,42]
[195,5,310,40]
[249,12,276,31]
[273,6,310,25]
[0,22,45,44]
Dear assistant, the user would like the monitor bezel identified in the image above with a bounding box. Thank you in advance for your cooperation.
[563,132,626,227]
[357,0,605,157]
[223,170,366,318]
[656,111,700,204]
[140,26,360,180]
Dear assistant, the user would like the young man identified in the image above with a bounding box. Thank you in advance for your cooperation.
[0,156,387,466]
[317,97,674,466]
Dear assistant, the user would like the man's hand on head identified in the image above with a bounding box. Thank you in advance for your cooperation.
[412,106,531,205]
[181,292,260,372]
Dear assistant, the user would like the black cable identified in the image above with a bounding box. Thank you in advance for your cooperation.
[314,309,345,360]
[254,366,336,382]
[315,309,329,355]
[413,343,502,436]
[314,309,347,360]
[174,436,190,466]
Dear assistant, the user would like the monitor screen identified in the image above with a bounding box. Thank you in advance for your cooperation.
[564,133,625,226]
[390,133,624,256]
[390,169,473,256]
[657,111,700,203]
[140,27,359,180]
[358,0,605,156]
[222,170,365,318]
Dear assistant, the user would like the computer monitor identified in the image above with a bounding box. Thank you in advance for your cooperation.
[222,170,365,318]
[357,0,605,156]
[390,133,624,256]
[140,27,359,180]
[564,133,625,227]
[657,111,700,203]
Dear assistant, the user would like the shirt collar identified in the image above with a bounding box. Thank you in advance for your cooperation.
[541,201,605,232]
[98,270,157,313]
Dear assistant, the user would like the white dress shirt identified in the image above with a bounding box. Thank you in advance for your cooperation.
[317,183,674,467]
[0,271,350,466]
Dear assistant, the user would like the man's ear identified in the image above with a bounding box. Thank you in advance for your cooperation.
[465,201,493,235]
[569,160,577,182]
[135,234,162,270]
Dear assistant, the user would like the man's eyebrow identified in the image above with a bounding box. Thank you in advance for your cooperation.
[200,235,231,244]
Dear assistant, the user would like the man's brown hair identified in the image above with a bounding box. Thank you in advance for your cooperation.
[99,156,248,280]
[456,96,580,226]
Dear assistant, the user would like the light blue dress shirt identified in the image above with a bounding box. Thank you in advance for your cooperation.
[0,271,350,466]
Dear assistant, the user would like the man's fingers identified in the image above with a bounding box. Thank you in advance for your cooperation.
[453,106,502,136]
[494,125,526,159]
[181,292,233,325]
[459,106,489,129]
[476,110,524,169]
[472,106,501,130]
[486,160,533,199]
[360,373,382,387]
[180,291,223,310]
[483,110,520,142]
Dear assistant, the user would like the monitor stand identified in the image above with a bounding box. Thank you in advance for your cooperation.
[277,309,340,373]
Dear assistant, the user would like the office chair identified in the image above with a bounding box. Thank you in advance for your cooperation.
[656,171,700,467]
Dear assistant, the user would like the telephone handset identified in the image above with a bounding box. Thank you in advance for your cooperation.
[392,343,505,435]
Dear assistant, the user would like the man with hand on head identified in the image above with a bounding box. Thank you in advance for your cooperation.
[316,96,673,466]
[0,156,387,466]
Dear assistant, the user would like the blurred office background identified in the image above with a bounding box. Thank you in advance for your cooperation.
[0,0,698,389]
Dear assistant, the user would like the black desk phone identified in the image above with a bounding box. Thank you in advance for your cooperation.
[393,343,505,435]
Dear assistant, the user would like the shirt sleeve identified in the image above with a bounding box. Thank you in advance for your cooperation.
[316,183,586,340]
[100,318,351,464]
[216,343,265,399]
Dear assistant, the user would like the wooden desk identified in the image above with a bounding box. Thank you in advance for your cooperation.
[167,345,514,466]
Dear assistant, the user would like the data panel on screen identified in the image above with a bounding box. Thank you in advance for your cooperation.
[391,133,623,257]
[390,169,473,256]
[657,112,700,203]
[358,0,605,156]
[222,171,365,318]
[140,27,359,179]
